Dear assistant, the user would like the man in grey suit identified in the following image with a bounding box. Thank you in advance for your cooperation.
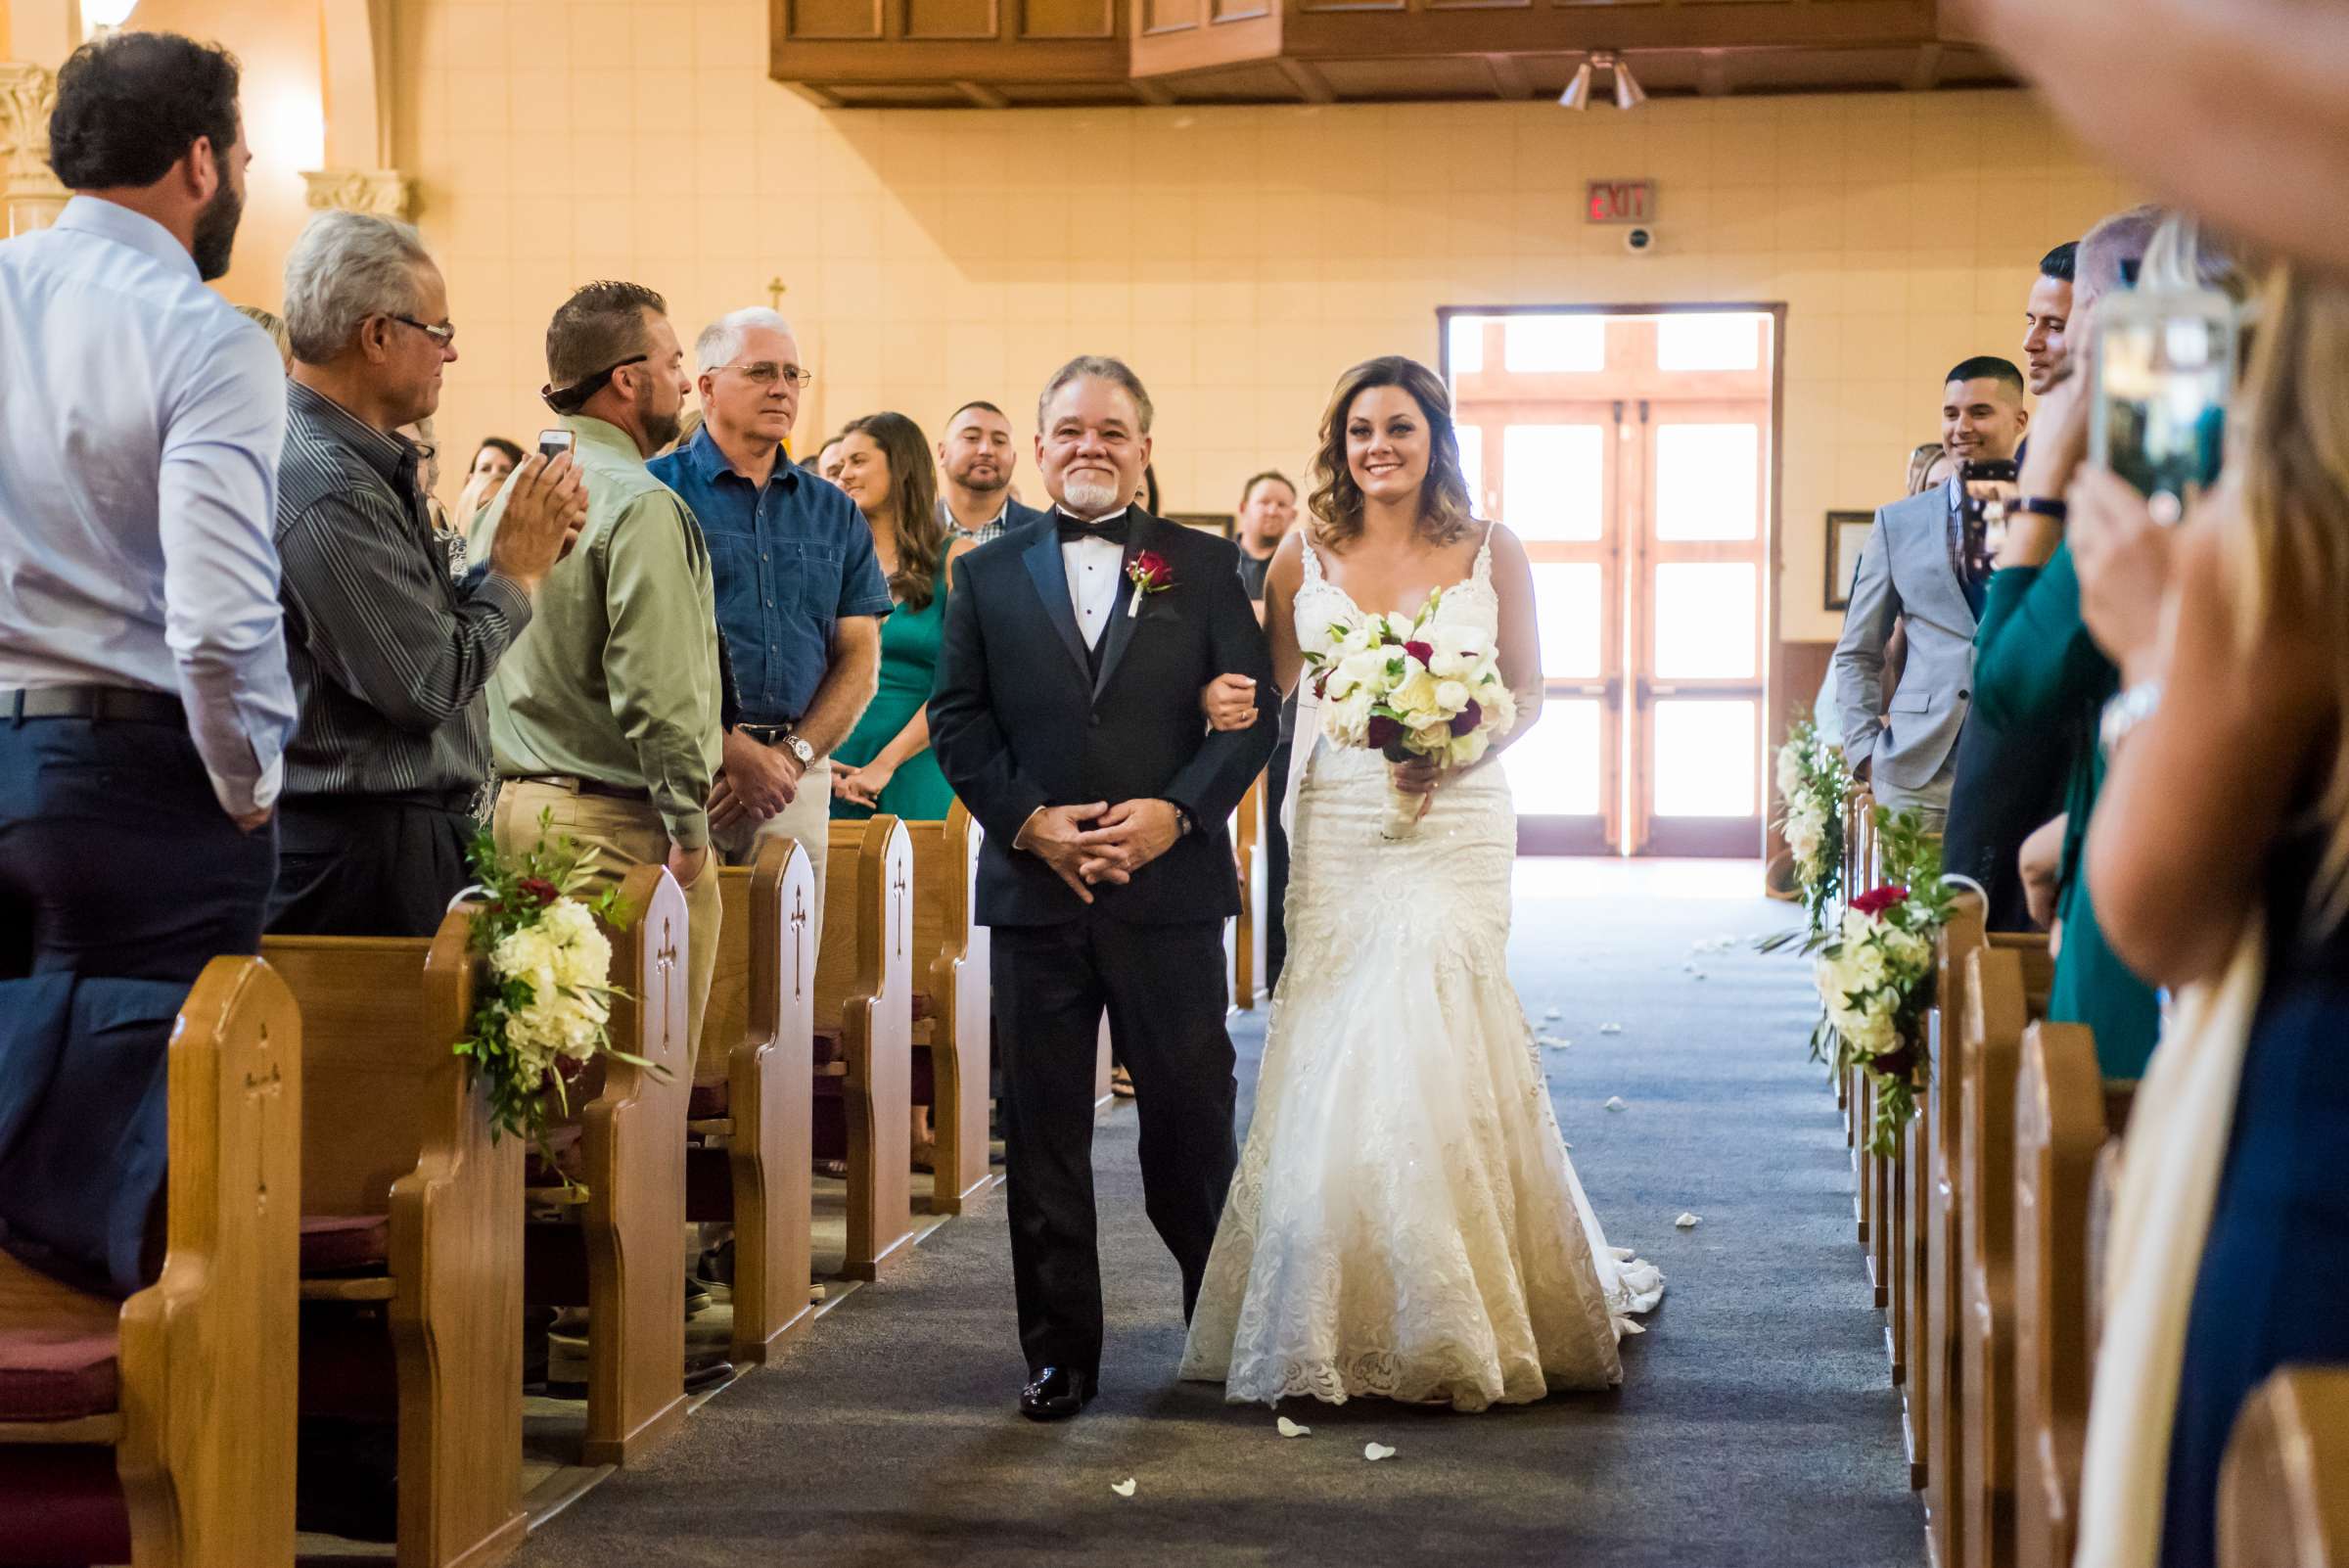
[1833,356,2030,829]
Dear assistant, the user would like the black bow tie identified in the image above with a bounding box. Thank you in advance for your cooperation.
[1057,511,1130,547]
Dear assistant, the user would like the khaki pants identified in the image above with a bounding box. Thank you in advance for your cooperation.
[492,778,721,1079]
[713,757,830,947]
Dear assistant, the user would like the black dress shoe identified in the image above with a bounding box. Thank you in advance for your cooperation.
[1019,1365,1096,1421]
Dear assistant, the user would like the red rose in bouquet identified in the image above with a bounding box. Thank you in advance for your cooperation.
[1851,884,1910,918]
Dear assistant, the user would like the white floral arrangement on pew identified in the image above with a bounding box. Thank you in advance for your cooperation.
[1769,717,1851,943]
[1810,810,1955,1156]
[1304,589,1517,839]
[451,808,660,1176]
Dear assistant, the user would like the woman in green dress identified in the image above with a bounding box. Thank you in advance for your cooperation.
[829,411,975,823]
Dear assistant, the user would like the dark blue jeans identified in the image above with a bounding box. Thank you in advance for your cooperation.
[0,715,276,983]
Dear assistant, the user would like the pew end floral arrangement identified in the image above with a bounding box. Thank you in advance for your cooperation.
[1303,588,1518,839]
[451,808,661,1179]
[1811,809,1955,1156]
[1758,717,1850,950]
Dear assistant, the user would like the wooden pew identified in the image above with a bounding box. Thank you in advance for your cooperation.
[2011,1018,2134,1568]
[813,816,916,1280]
[692,836,817,1365]
[2220,1366,2349,1568]
[904,804,992,1216]
[1923,896,1988,1564]
[0,957,301,1568]
[1229,773,1267,1010]
[263,909,526,1568]
[1843,788,1878,1234]
[523,864,691,1467]
[1956,936,2058,1568]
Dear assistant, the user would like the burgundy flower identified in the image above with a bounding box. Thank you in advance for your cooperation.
[1404,639,1434,665]
[1851,884,1911,918]
[517,876,561,906]
[1127,550,1173,592]
[1366,714,1403,751]
[1872,1042,1918,1082]
[1449,698,1483,737]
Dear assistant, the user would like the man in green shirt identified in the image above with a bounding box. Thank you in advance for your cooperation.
[473,280,724,1072]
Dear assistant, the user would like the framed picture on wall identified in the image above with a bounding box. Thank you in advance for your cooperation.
[1824,510,1874,612]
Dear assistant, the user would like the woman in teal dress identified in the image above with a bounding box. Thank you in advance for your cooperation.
[828,411,974,823]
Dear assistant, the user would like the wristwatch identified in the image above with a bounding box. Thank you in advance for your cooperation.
[2009,496,2069,524]
[1169,801,1195,837]
[778,732,815,767]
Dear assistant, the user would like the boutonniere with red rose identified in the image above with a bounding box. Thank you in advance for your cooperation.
[1126,550,1174,618]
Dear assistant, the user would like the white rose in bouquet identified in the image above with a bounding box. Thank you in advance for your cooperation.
[1776,742,1805,804]
[1324,646,1391,703]
[1425,623,1492,679]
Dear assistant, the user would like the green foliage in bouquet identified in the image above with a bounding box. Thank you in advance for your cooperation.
[1757,716,1853,953]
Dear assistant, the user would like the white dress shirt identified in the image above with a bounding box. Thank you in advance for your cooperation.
[1058,508,1127,650]
[0,197,296,815]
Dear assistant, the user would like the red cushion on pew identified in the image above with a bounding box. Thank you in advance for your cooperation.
[910,992,936,1024]
[0,1446,130,1565]
[299,1214,390,1274]
[812,1030,843,1068]
[688,1080,731,1120]
[0,1326,119,1420]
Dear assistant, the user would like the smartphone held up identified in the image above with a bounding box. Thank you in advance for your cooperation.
[2091,280,2235,520]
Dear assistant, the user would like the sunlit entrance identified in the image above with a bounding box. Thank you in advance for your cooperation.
[1444,307,1780,857]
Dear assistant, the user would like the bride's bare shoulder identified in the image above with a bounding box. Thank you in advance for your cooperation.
[1267,528,1312,595]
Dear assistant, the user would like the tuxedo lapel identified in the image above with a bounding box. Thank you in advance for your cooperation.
[1020,526,1092,681]
[1090,511,1153,700]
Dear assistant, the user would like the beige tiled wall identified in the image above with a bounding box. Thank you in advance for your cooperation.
[376,0,2129,641]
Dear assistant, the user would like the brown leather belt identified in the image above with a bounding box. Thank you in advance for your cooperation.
[514,774,653,804]
[4,685,184,724]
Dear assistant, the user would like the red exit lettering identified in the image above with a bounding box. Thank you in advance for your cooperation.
[1585,180,1656,224]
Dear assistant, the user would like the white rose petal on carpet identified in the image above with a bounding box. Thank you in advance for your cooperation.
[1604,1095,1629,1112]
[1110,1478,1136,1498]
[1276,1416,1312,1438]
[1363,1443,1397,1461]
[1599,1022,1624,1035]
[1676,1212,1701,1228]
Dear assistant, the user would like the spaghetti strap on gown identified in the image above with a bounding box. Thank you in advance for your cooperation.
[1179,529,1661,1410]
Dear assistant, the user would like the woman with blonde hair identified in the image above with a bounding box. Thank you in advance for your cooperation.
[2068,262,2349,1568]
[1179,355,1660,1411]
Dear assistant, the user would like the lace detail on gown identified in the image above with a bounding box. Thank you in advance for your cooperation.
[1181,530,1662,1411]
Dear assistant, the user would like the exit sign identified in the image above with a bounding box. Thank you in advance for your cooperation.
[1587,180,1657,224]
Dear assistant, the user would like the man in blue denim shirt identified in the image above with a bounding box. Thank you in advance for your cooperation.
[648,307,889,924]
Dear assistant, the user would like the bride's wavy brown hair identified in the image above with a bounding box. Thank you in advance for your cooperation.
[1306,355,1477,550]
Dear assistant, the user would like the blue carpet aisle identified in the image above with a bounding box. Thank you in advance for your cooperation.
[509,860,1923,1567]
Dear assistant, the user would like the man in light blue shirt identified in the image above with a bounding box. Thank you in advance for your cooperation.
[0,31,294,989]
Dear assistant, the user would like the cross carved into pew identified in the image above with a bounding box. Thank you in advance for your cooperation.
[695,837,819,1365]
[905,804,994,1216]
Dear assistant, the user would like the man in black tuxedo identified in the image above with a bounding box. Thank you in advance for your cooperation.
[930,355,1277,1421]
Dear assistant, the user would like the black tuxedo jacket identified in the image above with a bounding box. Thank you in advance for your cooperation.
[930,509,1278,927]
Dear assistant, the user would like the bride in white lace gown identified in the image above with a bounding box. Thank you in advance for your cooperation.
[1179,356,1661,1411]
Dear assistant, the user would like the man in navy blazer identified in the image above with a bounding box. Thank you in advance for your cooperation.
[930,356,1275,1421]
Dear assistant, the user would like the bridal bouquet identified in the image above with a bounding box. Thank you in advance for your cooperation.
[451,809,656,1174]
[1304,588,1517,838]
[1810,810,1955,1155]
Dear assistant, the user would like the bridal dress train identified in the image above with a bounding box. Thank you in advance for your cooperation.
[1179,530,1662,1411]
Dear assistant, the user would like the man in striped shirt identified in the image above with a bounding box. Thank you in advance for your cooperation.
[265,211,583,936]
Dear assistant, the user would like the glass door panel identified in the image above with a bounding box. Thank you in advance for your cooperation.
[1652,562,1758,679]
[1502,700,1603,818]
[1652,700,1758,816]
[1652,423,1761,540]
[1531,561,1602,678]
[1501,425,1605,541]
